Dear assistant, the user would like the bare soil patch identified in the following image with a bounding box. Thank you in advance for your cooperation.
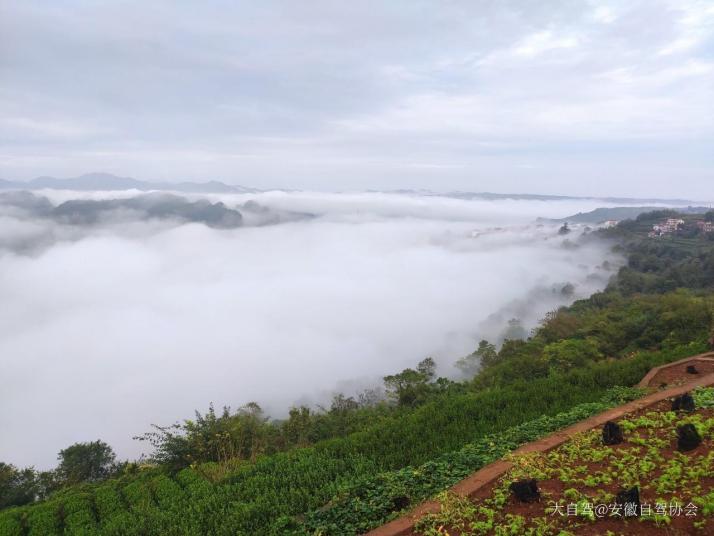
[648,359,714,390]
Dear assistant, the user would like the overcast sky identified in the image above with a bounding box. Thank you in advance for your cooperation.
[1,1,713,198]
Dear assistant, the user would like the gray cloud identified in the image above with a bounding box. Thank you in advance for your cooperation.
[1,1,713,197]
[0,192,623,467]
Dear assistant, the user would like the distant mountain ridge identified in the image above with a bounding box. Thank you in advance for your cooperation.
[1,175,708,206]
[538,205,713,224]
[0,173,257,194]
[378,189,706,206]
[437,191,700,205]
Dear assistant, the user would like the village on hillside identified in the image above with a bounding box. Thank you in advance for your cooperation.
[648,217,714,238]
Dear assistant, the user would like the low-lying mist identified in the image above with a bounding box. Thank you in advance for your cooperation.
[0,191,623,467]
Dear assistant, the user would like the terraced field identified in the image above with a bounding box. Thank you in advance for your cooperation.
[413,386,714,535]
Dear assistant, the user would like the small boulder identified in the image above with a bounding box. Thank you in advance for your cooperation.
[510,479,540,503]
[672,393,695,412]
[677,424,702,452]
[602,421,624,445]
[615,486,641,516]
[686,365,699,374]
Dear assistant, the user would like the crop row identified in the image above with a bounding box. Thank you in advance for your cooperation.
[299,388,647,534]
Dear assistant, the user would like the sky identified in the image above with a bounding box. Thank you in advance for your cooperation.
[1,0,713,198]
[0,191,621,467]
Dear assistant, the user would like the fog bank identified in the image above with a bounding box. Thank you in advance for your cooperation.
[0,191,622,467]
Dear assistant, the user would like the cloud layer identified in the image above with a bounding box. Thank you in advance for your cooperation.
[1,1,713,197]
[0,192,622,467]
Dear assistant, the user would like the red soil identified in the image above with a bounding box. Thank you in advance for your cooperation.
[648,359,714,390]
[368,354,714,536]
[447,399,713,535]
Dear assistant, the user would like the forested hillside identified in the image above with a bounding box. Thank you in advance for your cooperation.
[2,210,714,535]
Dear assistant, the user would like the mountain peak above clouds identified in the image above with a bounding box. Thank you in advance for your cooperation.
[0,173,258,194]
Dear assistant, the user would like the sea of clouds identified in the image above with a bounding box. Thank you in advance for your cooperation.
[1,190,627,467]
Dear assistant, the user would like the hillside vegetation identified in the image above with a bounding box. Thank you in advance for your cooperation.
[1,210,714,535]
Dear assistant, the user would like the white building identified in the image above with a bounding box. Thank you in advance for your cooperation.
[697,220,714,233]
[650,218,685,237]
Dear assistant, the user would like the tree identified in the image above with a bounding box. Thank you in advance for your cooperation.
[329,393,359,414]
[56,440,117,485]
[136,402,272,469]
[0,462,37,508]
[455,340,497,376]
[416,357,436,381]
[35,470,61,500]
[475,340,498,367]
[538,310,581,343]
[558,222,571,235]
[357,387,384,407]
[635,209,679,223]
[383,358,437,407]
[542,338,603,371]
[283,406,313,448]
[502,318,527,341]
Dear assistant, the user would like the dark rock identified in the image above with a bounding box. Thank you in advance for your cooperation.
[686,365,699,374]
[615,486,641,516]
[602,421,624,445]
[677,424,702,452]
[672,393,695,412]
[510,479,540,503]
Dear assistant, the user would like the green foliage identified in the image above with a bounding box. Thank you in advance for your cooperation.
[693,386,714,409]
[0,464,36,509]
[417,391,714,535]
[57,441,117,486]
[302,390,642,534]
[135,403,269,470]
[598,385,647,406]
[383,357,438,407]
[542,337,603,371]
[135,394,397,472]
[694,490,714,516]
[61,491,99,535]
[26,500,61,536]
[501,318,528,341]
[603,212,714,295]
[475,290,711,388]
[456,341,497,377]
[537,310,582,344]
[0,508,24,536]
[93,482,125,522]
